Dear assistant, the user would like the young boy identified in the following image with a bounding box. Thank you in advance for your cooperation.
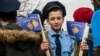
[41,1,75,56]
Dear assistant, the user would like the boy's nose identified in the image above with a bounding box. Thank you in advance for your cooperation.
[55,19,58,23]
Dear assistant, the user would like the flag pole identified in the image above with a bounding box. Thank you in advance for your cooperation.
[38,14,51,56]
[79,23,89,56]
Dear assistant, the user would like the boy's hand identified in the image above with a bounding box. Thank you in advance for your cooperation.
[80,42,88,50]
[41,40,49,52]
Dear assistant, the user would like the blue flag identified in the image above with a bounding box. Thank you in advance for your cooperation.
[17,14,41,32]
[67,21,86,41]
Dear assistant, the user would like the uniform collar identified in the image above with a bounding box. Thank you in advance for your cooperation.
[48,28,63,38]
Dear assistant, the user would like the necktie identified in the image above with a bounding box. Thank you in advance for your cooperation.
[52,34,61,56]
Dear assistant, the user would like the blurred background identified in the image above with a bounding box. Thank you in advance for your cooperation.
[18,0,94,31]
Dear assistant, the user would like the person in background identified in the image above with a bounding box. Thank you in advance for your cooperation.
[73,7,94,56]
[0,0,20,56]
[0,0,49,56]
[91,0,100,56]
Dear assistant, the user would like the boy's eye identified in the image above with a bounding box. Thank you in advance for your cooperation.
[57,17,62,20]
[50,17,55,20]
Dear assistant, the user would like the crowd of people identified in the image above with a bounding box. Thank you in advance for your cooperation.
[0,0,100,56]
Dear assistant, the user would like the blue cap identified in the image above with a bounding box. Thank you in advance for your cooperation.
[0,0,20,12]
[43,1,66,18]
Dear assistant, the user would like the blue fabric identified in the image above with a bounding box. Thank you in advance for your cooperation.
[88,41,93,56]
[91,10,100,47]
[0,0,20,12]
[52,34,61,56]
[48,29,75,56]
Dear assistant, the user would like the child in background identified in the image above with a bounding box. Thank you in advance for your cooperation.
[73,7,93,56]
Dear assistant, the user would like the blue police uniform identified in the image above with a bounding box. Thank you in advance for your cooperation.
[48,29,75,56]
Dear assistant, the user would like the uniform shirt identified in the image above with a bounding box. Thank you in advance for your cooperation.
[48,29,75,56]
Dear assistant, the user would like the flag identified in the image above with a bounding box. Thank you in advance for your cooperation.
[67,21,89,41]
[17,14,41,32]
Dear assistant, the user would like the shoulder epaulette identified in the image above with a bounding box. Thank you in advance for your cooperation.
[63,31,76,40]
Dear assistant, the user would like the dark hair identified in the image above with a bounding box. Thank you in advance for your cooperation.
[0,11,17,22]
[46,7,63,18]
[91,0,100,10]
[96,0,100,2]
[92,0,99,1]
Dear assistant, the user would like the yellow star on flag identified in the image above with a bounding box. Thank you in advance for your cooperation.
[32,20,38,28]
[72,27,79,34]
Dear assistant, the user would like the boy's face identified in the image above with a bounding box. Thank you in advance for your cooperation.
[47,11,64,31]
